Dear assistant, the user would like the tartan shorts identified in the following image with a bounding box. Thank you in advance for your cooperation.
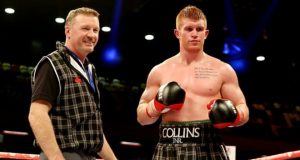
[152,120,229,160]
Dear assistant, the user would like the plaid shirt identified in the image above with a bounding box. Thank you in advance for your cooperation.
[31,42,103,155]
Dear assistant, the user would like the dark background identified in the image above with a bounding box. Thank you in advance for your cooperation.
[0,0,299,159]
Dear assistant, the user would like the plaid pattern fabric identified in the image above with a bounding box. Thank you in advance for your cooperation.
[32,42,103,155]
[152,121,229,160]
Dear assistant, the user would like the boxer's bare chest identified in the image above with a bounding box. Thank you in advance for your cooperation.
[161,63,223,97]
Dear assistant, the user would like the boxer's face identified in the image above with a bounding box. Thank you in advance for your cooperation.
[174,18,209,52]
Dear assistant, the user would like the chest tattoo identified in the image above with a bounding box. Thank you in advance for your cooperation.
[194,67,218,79]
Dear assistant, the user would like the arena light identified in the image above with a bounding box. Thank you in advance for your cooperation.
[4,8,15,14]
[223,37,244,55]
[101,45,121,66]
[256,56,265,61]
[228,59,248,73]
[100,0,122,67]
[55,17,65,24]
[101,26,111,32]
[145,34,154,40]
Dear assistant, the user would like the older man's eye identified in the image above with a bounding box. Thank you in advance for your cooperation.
[93,28,99,33]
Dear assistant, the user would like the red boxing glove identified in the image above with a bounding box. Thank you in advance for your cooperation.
[153,81,186,113]
[207,99,240,129]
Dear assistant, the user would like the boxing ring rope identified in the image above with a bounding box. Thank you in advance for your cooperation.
[0,152,39,159]
[0,152,104,159]
[0,130,29,136]
[251,150,300,160]
[0,150,299,159]
[0,142,140,159]
[0,130,140,159]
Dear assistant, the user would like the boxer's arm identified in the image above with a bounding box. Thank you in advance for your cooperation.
[137,66,162,125]
[221,63,249,126]
[28,100,65,160]
[137,88,161,125]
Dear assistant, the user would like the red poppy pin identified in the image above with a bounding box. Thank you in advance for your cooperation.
[74,76,82,83]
